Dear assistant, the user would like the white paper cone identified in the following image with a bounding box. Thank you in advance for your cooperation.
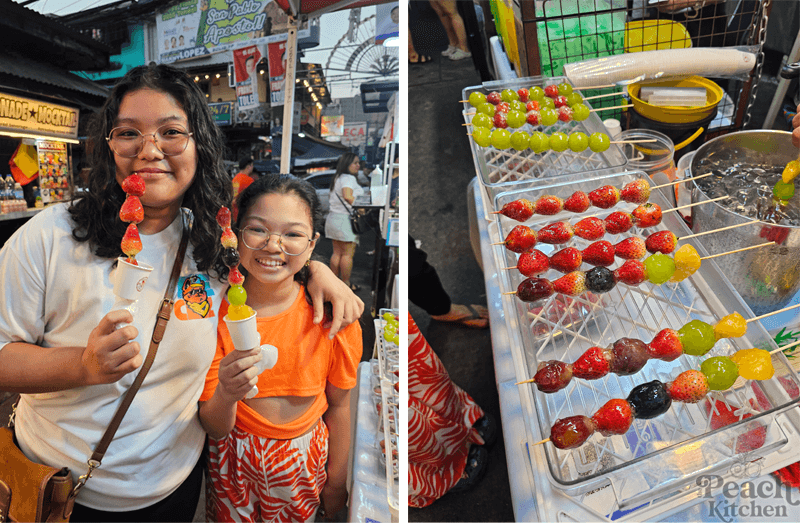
[113,257,154,301]
[224,313,260,352]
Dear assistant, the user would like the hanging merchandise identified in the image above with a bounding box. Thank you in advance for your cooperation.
[9,142,39,186]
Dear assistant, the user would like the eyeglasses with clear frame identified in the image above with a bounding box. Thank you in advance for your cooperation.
[106,124,193,157]
[240,225,313,256]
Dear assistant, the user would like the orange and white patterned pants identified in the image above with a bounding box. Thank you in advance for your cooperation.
[408,313,485,508]
[206,420,328,522]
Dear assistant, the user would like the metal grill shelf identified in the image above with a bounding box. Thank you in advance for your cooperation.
[374,308,399,513]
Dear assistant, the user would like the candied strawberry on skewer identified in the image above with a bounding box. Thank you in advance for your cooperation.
[121,224,142,264]
[119,174,146,262]
[493,199,535,222]
[497,225,538,253]
[588,185,621,209]
[564,191,591,213]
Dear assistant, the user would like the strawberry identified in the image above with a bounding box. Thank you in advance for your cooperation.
[563,191,591,213]
[614,237,647,260]
[553,271,586,296]
[516,278,555,302]
[497,199,535,222]
[573,217,606,240]
[526,100,540,112]
[588,185,621,209]
[647,328,683,361]
[544,84,559,98]
[496,101,511,114]
[591,398,634,436]
[525,110,540,126]
[553,95,569,108]
[631,203,662,228]
[537,221,574,244]
[221,227,238,249]
[557,106,573,122]
[705,399,766,453]
[613,259,647,286]
[516,250,550,277]
[667,369,709,403]
[121,174,145,197]
[517,88,530,102]
[581,240,615,267]
[645,231,677,254]
[572,346,610,379]
[486,91,501,105]
[493,112,508,129]
[119,195,144,224]
[121,223,142,259]
[620,179,651,204]
[604,211,634,235]
[533,360,573,393]
[549,247,582,273]
[535,195,564,216]
[216,207,232,228]
[503,225,537,253]
[228,265,245,285]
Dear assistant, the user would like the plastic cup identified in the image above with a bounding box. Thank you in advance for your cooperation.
[223,314,279,399]
[113,257,153,301]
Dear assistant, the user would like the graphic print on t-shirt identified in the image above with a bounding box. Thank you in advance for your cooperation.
[174,274,216,320]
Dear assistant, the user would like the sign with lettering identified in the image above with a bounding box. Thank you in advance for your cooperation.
[0,93,79,140]
[208,102,233,125]
[341,122,367,147]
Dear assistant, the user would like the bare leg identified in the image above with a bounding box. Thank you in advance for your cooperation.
[408,27,418,61]
[430,0,469,52]
[338,241,358,286]
[330,240,346,279]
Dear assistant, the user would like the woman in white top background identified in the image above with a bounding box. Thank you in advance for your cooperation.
[325,152,364,291]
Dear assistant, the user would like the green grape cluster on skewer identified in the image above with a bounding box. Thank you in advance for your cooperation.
[472,129,612,154]
[382,311,399,345]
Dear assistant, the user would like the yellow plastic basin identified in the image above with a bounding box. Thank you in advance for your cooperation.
[627,76,724,124]
[624,20,692,53]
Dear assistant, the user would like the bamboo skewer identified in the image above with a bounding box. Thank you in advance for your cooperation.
[747,302,800,323]
[700,241,775,260]
[678,219,760,241]
[652,172,714,188]
[591,104,633,112]
[582,91,625,101]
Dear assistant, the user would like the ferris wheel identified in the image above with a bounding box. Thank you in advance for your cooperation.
[324,13,399,83]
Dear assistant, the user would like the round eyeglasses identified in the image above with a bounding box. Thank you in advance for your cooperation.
[240,225,313,256]
[106,124,193,158]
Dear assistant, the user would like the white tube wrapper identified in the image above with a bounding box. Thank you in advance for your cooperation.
[223,313,279,399]
[564,48,757,89]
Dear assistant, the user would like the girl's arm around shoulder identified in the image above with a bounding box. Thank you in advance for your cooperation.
[306,261,364,338]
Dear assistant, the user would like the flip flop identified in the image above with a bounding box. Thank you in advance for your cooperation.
[473,414,498,447]
[409,54,432,65]
[432,304,489,329]
[448,445,489,494]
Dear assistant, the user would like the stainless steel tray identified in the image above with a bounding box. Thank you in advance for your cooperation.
[492,170,800,505]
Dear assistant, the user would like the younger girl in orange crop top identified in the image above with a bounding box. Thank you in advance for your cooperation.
[199,174,362,522]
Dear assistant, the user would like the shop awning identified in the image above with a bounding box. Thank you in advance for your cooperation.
[272,134,348,160]
[0,53,110,99]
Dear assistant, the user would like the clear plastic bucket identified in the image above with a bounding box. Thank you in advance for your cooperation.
[617,128,677,204]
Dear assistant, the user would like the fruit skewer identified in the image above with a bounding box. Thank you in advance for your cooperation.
[493,174,714,222]
[503,240,774,300]
[515,300,796,393]
[533,340,799,450]
[216,207,254,321]
[119,174,145,264]
[470,128,651,153]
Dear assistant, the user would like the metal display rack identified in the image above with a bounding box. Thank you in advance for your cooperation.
[490,169,800,518]
[373,309,399,516]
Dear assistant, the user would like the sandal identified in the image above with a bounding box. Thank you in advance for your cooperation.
[430,304,489,329]
[473,414,498,447]
[449,445,489,494]
[409,54,432,65]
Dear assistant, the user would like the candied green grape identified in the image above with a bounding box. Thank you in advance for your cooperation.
[382,312,395,322]
[472,127,491,147]
[510,131,530,151]
[468,92,487,107]
[700,356,739,390]
[491,128,512,149]
[566,92,584,106]
[589,132,611,153]
[509,100,526,113]
[572,103,591,121]
[529,86,545,101]
[549,132,569,152]
[471,113,493,129]
[501,88,519,103]
[773,180,795,201]
[644,253,675,285]
[539,107,558,126]
[557,83,573,97]
[227,285,248,306]
[541,97,556,110]
[506,110,526,129]
[477,102,496,117]
[529,132,549,154]
[568,132,589,152]
[678,320,716,356]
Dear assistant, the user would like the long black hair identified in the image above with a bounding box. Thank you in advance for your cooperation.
[68,63,232,279]
[329,152,359,202]
[235,173,322,287]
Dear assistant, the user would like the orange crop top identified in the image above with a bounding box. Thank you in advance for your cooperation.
[200,287,362,439]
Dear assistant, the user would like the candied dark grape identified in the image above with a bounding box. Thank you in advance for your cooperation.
[533,360,573,393]
[517,278,554,302]
[222,247,240,267]
[584,267,616,293]
[627,380,671,419]
[609,338,650,375]
[550,415,595,449]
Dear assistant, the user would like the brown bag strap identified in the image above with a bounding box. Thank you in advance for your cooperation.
[71,212,190,498]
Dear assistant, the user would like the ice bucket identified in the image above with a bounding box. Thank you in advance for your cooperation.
[689,130,800,315]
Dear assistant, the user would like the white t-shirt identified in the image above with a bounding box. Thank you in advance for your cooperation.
[0,204,226,511]
[328,174,364,215]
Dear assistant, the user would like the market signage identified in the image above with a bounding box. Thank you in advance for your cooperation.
[341,122,367,147]
[0,93,79,141]
[321,115,344,137]
[208,102,233,125]
[232,45,261,110]
[156,0,309,64]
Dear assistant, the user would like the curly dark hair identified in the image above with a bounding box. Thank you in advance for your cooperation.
[234,173,322,287]
[68,63,232,280]
[329,151,359,202]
